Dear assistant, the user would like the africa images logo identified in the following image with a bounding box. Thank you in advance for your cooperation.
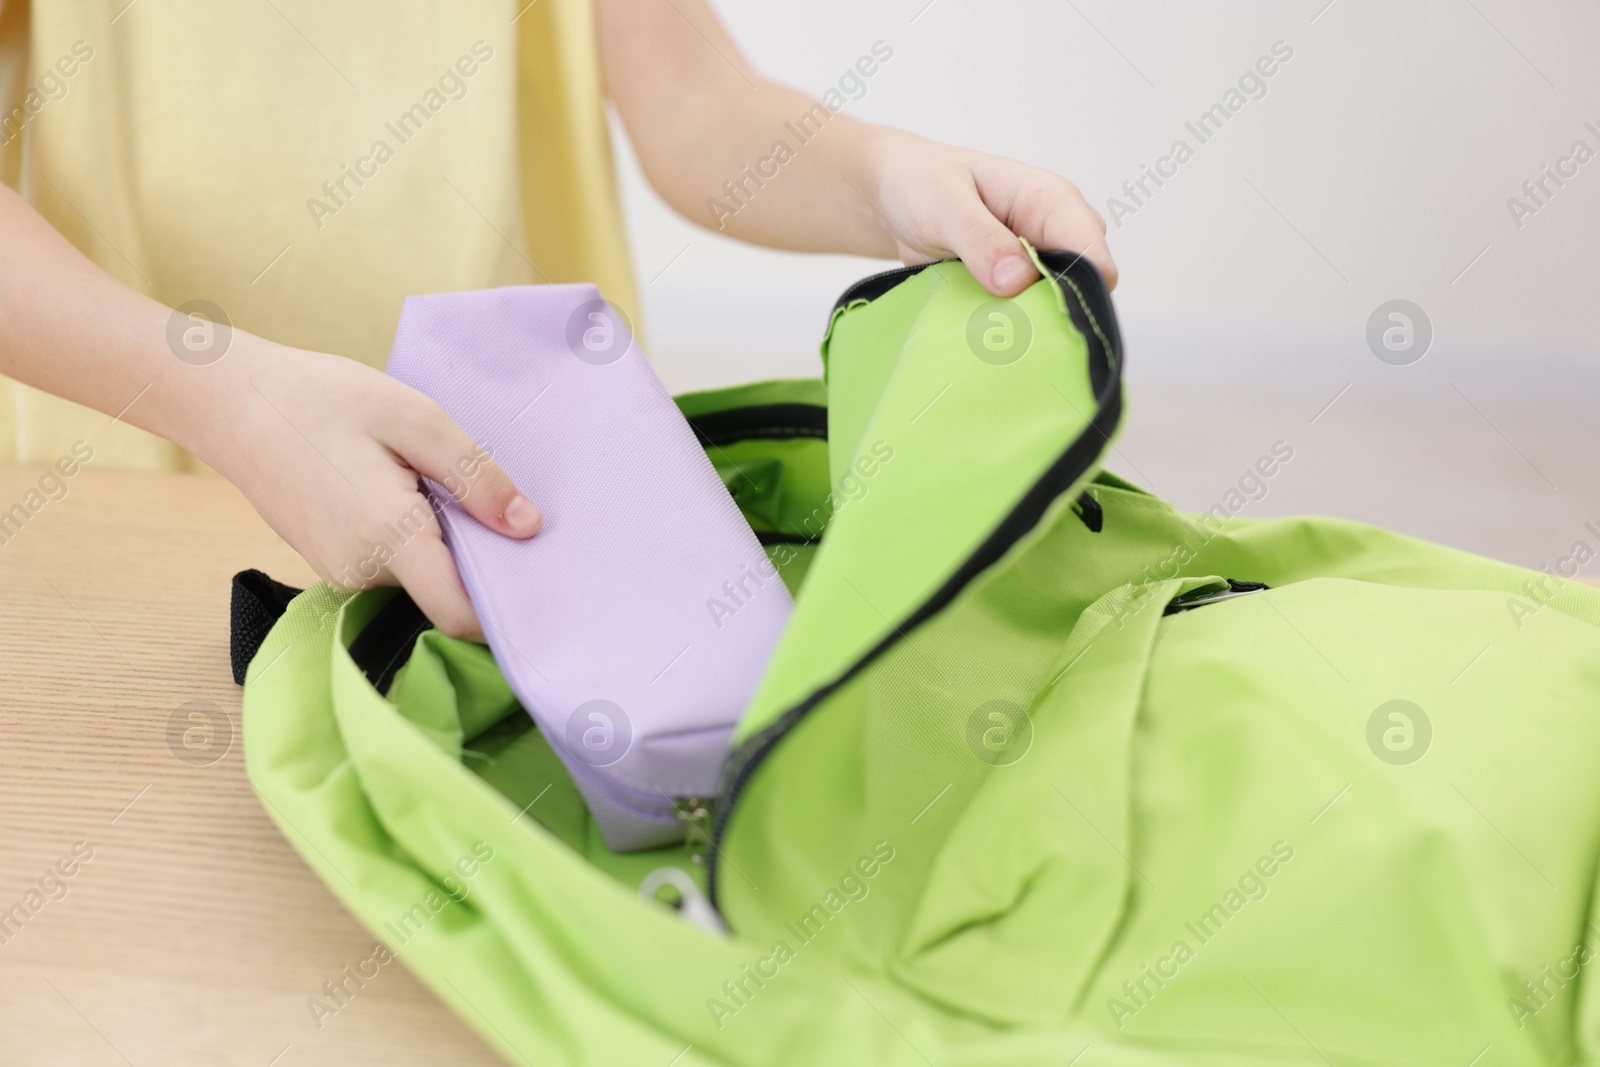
[1104,40,1295,228]
[305,42,495,230]
[706,841,896,1029]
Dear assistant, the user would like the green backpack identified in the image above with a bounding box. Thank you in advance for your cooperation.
[235,249,1600,1066]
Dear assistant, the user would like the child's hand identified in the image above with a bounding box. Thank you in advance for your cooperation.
[0,183,527,642]
[597,1,1113,298]
[864,129,1117,299]
[204,341,541,641]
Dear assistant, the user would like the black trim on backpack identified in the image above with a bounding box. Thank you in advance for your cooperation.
[346,591,433,695]
[708,250,1123,909]
[1163,579,1270,615]
[686,403,829,447]
[229,569,436,695]
[830,261,941,314]
[1072,490,1104,533]
[755,531,822,546]
[230,570,305,684]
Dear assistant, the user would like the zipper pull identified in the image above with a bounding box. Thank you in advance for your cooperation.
[675,797,714,865]
[639,867,727,934]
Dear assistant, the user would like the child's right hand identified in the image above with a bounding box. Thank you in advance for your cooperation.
[201,339,542,641]
[0,186,534,641]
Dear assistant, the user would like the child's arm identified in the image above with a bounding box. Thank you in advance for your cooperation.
[0,183,539,639]
[597,0,1116,296]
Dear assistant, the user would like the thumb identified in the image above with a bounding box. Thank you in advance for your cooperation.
[390,401,542,538]
[940,186,1039,298]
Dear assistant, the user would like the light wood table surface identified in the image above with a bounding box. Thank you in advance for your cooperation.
[0,465,504,1067]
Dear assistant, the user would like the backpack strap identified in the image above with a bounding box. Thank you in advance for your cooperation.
[230,569,437,695]
[229,569,305,684]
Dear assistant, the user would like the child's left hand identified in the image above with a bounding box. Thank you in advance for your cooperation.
[598,0,1115,301]
[862,128,1117,298]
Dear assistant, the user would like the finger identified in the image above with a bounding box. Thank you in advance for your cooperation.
[977,166,1119,292]
[386,532,485,642]
[386,398,541,538]
[934,176,1042,298]
[1020,196,1118,293]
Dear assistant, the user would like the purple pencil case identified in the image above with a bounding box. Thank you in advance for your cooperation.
[386,284,792,851]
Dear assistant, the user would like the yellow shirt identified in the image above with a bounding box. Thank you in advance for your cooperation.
[0,0,637,470]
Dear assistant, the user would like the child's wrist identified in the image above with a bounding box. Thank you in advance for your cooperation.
[152,331,280,475]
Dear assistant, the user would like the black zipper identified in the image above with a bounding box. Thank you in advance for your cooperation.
[708,250,1122,908]
[686,403,828,447]
[828,261,942,316]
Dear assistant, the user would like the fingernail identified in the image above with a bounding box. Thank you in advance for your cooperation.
[994,255,1035,292]
[504,495,542,534]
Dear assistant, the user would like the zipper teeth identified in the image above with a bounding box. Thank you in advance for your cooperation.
[707,252,1121,909]
[829,261,939,313]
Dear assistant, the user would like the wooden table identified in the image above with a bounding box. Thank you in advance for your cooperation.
[0,466,504,1067]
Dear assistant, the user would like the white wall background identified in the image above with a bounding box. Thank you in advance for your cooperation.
[610,0,1599,570]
